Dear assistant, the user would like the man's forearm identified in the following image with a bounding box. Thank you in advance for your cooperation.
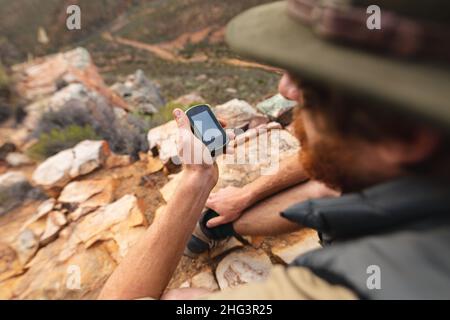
[98,169,216,300]
[244,154,307,206]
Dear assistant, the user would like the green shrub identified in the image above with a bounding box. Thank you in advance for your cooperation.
[27,124,100,160]
[136,100,202,128]
[29,99,203,160]
[32,100,150,159]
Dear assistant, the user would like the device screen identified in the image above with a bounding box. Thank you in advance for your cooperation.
[190,111,224,147]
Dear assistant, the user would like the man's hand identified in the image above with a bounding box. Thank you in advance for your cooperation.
[205,186,252,227]
[204,154,310,228]
[173,108,218,185]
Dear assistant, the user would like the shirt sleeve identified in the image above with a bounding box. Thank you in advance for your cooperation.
[199,265,357,300]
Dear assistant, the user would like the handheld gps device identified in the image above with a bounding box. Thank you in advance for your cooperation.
[185,104,229,157]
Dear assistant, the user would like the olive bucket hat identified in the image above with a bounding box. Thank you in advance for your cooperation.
[226,0,450,131]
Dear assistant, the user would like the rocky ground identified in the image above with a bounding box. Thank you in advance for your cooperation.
[0,0,280,104]
[0,47,319,299]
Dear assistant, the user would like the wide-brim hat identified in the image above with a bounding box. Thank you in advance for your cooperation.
[225,0,450,131]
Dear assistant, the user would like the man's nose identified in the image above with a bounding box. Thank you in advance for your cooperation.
[278,72,301,101]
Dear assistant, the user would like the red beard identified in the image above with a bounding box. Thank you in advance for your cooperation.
[293,110,379,193]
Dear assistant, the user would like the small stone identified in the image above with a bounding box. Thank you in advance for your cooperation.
[5,152,33,167]
[21,198,56,230]
[215,249,272,290]
[256,94,297,126]
[14,229,39,265]
[40,211,68,245]
[36,199,56,219]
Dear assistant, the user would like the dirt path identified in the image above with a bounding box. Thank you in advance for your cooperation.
[102,32,282,73]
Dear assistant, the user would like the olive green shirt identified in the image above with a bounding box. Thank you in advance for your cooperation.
[201,265,357,300]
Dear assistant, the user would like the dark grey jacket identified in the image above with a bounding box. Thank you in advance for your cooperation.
[282,176,450,299]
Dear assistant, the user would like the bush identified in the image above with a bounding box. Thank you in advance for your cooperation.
[27,124,100,160]
[31,99,150,159]
[30,97,203,160]
[140,100,202,127]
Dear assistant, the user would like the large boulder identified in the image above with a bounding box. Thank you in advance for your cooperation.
[32,140,110,190]
[58,194,147,262]
[5,194,147,299]
[12,47,128,113]
[12,47,95,101]
[111,69,165,114]
[147,120,179,166]
[32,149,74,189]
[215,127,299,189]
[213,99,263,129]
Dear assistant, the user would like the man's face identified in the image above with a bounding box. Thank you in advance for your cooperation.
[278,73,403,193]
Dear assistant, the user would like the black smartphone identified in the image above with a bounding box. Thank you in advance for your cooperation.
[185,104,229,157]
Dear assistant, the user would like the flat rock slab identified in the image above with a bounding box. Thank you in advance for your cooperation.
[215,248,272,290]
[58,178,116,205]
[271,229,321,264]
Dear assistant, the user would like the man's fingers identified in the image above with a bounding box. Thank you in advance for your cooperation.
[206,215,230,228]
[226,129,236,141]
[173,108,190,130]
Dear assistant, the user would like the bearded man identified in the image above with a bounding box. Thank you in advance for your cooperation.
[99,0,450,299]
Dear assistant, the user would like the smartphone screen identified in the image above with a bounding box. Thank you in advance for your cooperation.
[191,111,224,147]
[186,105,228,156]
